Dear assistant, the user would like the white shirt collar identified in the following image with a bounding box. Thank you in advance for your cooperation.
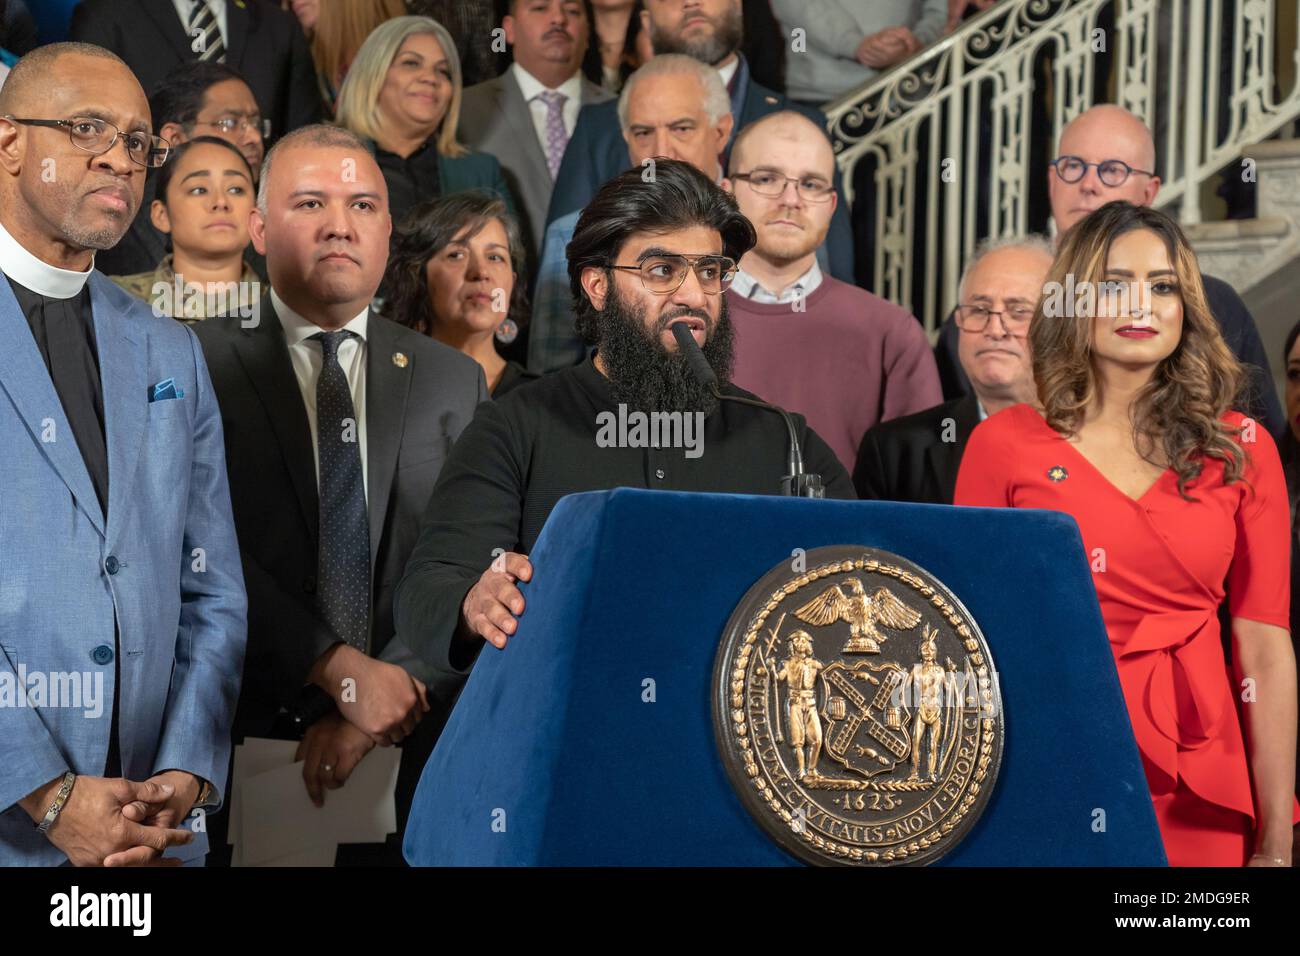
[512,63,584,105]
[731,259,823,305]
[0,218,93,299]
[977,399,989,421]
[272,288,369,346]
[717,56,740,89]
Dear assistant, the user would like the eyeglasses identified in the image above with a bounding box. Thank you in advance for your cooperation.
[1050,155,1154,187]
[731,169,835,202]
[4,115,171,168]
[194,114,271,138]
[608,254,738,295]
[954,304,1035,334]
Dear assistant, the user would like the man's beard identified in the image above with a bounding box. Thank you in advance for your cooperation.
[594,283,735,415]
[650,5,744,65]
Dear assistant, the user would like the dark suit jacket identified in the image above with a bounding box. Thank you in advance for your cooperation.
[853,394,982,504]
[458,70,613,280]
[543,55,856,283]
[933,273,1285,438]
[193,297,489,739]
[69,0,323,138]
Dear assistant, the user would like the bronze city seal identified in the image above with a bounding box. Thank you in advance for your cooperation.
[712,546,1004,866]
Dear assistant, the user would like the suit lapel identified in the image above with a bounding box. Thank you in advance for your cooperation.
[363,316,411,570]
[925,394,982,502]
[233,295,319,543]
[91,275,147,549]
[143,0,199,63]
[0,279,106,537]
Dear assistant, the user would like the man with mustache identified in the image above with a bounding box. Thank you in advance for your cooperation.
[0,42,247,865]
[458,0,612,275]
[530,53,732,372]
[395,158,852,695]
[546,0,855,285]
[724,110,941,474]
[855,236,1052,504]
[194,124,487,865]
[933,104,1284,438]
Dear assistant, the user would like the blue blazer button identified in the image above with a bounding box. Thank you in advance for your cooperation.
[105,556,120,575]
[92,645,114,665]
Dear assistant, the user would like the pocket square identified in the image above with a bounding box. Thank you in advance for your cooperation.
[149,378,185,403]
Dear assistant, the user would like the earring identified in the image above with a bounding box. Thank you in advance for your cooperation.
[494,317,518,345]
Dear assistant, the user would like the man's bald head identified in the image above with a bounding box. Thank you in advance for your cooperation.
[1050,104,1161,236]
[729,110,834,179]
[0,43,152,266]
[0,42,131,114]
[725,111,838,268]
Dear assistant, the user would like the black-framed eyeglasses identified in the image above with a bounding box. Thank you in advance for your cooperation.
[4,115,171,168]
[194,114,271,139]
[954,303,1035,334]
[1050,155,1154,187]
[608,254,738,295]
[731,169,835,202]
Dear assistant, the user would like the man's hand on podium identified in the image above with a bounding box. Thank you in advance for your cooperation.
[460,552,533,649]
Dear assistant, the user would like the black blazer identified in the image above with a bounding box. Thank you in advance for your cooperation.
[853,394,982,505]
[193,298,489,737]
[70,0,323,138]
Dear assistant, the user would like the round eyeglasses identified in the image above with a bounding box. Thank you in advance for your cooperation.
[608,254,738,295]
[1050,155,1154,187]
[4,115,171,168]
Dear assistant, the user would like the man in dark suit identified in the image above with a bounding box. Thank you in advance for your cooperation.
[855,237,1052,504]
[194,124,488,866]
[545,0,855,282]
[69,0,322,140]
[459,0,612,283]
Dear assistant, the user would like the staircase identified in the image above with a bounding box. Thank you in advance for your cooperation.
[823,0,1300,400]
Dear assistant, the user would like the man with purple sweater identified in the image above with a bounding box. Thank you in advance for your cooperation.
[724,111,941,472]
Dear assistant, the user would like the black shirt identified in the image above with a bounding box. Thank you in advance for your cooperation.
[492,359,539,398]
[392,355,854,688]
[374,138,442,228]
[5,276,109,513]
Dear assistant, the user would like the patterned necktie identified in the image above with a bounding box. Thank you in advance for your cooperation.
[188,0,226,63]
[311,330,370,652]
[537,90,568,180]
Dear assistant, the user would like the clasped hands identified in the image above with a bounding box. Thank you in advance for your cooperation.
[298,644,430,807]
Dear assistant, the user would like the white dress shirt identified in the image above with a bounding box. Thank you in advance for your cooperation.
[171,0,227,48]
[513,63,584,151]
[0,219,92,298]
[271,289,369,501]
[717,56,740,90]
[731,259,824,305]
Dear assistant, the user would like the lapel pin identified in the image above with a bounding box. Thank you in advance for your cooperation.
[392,352,408,368]
[764,96,778,105]
[1047,466,1068,482]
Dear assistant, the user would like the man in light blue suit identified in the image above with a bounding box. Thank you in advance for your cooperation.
[0,43,247,866]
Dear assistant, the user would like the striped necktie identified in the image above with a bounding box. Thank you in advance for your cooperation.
[188,0,226,63]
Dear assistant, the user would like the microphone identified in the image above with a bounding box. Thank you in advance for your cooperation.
[671,321,824,498]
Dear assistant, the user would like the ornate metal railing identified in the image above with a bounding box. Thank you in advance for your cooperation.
[825,0,1300,333]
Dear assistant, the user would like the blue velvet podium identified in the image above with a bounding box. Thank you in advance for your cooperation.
[404,489,1166,866]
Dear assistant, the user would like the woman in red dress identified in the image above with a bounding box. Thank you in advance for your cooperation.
[955,201,1297,866]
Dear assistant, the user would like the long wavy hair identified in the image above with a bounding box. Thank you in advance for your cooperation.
[1031,201,1247,497]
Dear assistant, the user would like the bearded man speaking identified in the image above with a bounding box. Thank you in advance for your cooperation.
[393,159,852,691]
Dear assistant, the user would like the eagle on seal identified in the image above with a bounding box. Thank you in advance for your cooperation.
[792,578,922,653]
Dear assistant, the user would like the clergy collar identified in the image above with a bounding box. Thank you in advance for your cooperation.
[0,218,93,299]
[271,288,369,346]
